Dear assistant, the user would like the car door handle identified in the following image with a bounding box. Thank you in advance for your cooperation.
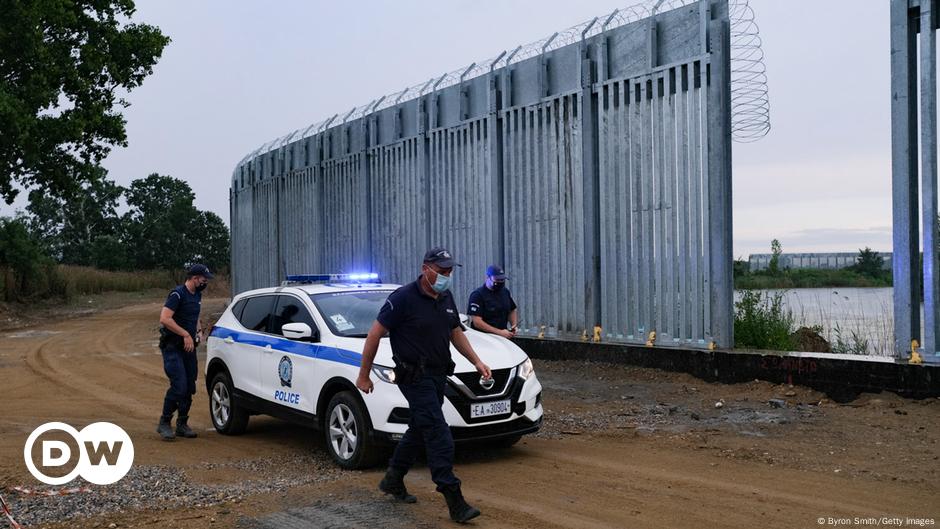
[224,337,234,344]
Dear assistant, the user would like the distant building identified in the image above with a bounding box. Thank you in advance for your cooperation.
[748,252,893,272]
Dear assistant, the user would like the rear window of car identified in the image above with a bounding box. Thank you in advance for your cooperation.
[238,295,275,332]
[230,298,248,321]
[310,290,393,337]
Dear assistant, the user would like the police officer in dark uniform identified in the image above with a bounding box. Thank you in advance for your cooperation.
[357,247,492,524]
[156,264,213,441]
[467,265,518,339]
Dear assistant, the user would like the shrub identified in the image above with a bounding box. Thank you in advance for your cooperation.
[734,289,797,350]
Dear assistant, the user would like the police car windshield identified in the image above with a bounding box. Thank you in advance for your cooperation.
[309,290,392,338]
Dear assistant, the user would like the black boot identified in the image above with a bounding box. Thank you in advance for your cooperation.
[439,483,480,523]
[156,416,175,441]
[379,467,417,503]
[175,415,197,438]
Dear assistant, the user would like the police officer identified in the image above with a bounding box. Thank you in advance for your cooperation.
[467,265,518,339]
[356,247,492,524]
[156,264,213,441]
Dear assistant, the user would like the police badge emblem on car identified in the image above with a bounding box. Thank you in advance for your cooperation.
[279,356,293,387]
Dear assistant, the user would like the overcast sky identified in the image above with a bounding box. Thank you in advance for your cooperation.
[1,0,891,258]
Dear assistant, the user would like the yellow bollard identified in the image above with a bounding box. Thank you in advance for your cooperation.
[645,330,656,347]
[910,339,923,365]
[593,325,602,342]
[538,325,545,339]
[708,341,717,351]
[581,329,589,342]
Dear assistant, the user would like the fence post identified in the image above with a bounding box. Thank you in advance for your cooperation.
[891,0,921,359]
[580,21,601,334]
[921,0,940,361]
[707,0,733,348]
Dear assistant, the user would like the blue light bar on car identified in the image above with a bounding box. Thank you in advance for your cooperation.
[282,273,380,285]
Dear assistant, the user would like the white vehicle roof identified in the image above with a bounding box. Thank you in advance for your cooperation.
[234,282,400,299]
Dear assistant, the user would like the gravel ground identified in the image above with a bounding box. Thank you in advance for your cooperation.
[5,452,345,527]
[532,359,824,439]
[237,490,439,529]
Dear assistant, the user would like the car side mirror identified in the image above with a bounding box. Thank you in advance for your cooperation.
[282,322,316,342]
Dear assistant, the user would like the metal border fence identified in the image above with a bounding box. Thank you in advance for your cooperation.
[231,0,745,348]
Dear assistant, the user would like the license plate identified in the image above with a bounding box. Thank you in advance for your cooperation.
[470,399,511,419]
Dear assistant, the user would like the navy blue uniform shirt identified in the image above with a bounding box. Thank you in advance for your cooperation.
[377,277,462,374]
[467,284,517,331]
[164,284,202,338]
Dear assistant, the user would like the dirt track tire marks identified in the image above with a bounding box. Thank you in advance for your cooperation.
[23,323,154,419]
[458,439,934,529]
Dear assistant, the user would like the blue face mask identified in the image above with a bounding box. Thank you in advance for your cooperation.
[427,267,452,293]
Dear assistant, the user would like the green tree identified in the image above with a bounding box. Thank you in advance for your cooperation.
[123,174,199,270]
[768,239,783,276]
[853,247,884,279]
[122,173,229,271]
[26,172,124,265]
[89,234,131,271]
[191,211,230,272]
[0,0,170,202]
[0,217,53,300]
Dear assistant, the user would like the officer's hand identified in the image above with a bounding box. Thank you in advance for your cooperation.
[498,329,514,339]
[356,374,374,394]
[475,362,492,381]
[183,335,195,353]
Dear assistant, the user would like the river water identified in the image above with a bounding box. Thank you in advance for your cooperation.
[737,288,899,357]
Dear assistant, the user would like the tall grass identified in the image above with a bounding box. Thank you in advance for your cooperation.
[0,265,198,301]
[53,266,179,298]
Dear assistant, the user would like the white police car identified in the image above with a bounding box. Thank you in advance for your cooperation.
[206,274,543,469]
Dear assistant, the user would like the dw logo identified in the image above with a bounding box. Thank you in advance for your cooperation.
[23,422,134,485]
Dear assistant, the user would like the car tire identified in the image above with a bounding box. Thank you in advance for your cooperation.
[325,391,380,469]
[209,371,249,435]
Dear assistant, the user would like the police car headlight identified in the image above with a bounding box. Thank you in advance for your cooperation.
[372,365,396,384]
[517,358,535,379]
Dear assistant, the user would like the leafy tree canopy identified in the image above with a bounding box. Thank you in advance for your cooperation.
[26,168,124,265]
[0,0,170,202]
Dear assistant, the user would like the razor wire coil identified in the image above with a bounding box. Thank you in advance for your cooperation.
[242,0,770,166]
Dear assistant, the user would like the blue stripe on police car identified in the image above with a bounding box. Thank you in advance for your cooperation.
[209,326,362,367]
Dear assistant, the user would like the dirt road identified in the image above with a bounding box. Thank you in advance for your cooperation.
[0,298,937,528]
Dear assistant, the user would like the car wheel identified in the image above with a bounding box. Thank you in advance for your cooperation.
[209,371,249,435]
[325,391,380,469]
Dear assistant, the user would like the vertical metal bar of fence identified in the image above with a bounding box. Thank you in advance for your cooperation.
[690,62,703,343]
[654,73,665,339]
[677,64,689,342]
[890,0,920,359]
[520,108,530,327]
[597,85,610,335]
[547,100,559,329]
[628,79,641,339]
[708,0,733,347]
[581,32,600,335]
[664,68,677,341]
[640,79,654,336]
[922,0,940,358]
